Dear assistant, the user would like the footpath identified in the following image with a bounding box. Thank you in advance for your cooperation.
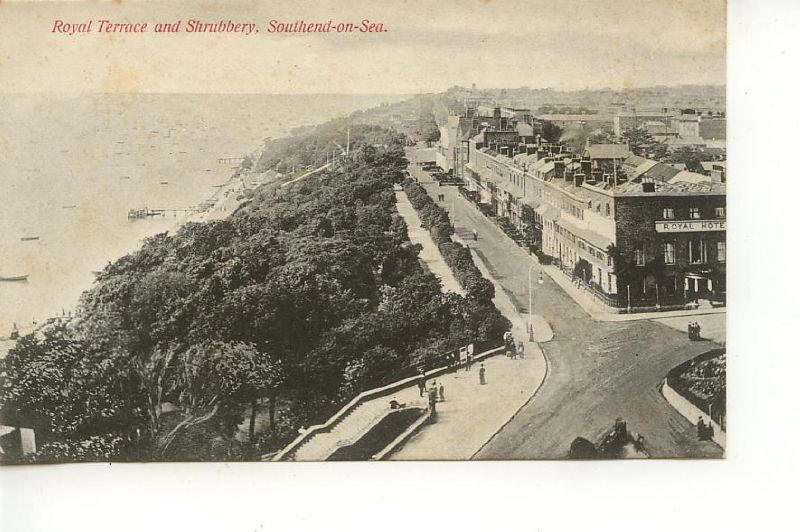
[394,189,465,296]
[387,186,550,460]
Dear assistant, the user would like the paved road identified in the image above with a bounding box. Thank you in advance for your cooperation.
[411,169,723,458]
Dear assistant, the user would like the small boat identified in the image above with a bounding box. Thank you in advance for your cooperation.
[0,275,28,282]
[62,205,77,209]
[159,181,169,185]
[120,176,131,180]
[20,236,39,241]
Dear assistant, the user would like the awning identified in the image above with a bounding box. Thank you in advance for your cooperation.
[684,272,712,280]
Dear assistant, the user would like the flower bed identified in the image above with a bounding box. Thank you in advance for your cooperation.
[326,407,425,461]
[666,349,726,428]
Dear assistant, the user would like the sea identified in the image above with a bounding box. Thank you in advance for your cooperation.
[0,93,407,340]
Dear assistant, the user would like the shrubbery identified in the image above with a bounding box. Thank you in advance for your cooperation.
[1,125,508,463]
[403,180,502,305]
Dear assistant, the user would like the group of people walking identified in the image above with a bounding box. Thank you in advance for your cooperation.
[503,331,525,360]
[688,321,702,340]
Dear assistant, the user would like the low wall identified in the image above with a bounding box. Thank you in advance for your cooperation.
[270,346,504,461]
[662,378,726,449]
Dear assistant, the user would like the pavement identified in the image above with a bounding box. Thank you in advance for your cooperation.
[389,354,546,460]
[410,165,724,459]
[386,177,548,459]
[655,313,726,345]
[394,189,465,296]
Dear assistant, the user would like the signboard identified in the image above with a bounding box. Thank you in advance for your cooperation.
[655,220,726,233]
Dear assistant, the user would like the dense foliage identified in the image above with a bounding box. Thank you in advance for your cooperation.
[403,181,509,316]
[1,125,507,463]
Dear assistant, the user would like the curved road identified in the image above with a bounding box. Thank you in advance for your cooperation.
[413,173,722,459]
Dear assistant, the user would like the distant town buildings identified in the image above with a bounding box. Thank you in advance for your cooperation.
[613,108,726,151]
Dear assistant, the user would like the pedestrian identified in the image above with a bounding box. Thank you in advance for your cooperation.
[517,340,525,359]
[429,381,438,403]
[479,364,486,385]
[417,371,426,397]
[473,229,478,241]
[438,383,445,401]
[697,416,707,440]
[465,353,473,371]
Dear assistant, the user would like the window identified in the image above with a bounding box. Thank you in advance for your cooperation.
[607,254,613,267]
[605,203,611,216]
[663,242,676,265]
[689,207,701,219]
[717,241,726,262]
[715,207,725,218]
[689,239,707,264]
[635,246,646,266]
[662,208,675,220]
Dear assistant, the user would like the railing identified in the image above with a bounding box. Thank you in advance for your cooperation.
[270,345,504,461]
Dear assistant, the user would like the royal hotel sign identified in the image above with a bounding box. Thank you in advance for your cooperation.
[655,220,726,233]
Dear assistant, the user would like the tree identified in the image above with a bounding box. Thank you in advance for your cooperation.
[573,258,593,284]
[0,324,141,459]
[664,146,704,172]
[540,120,563,143]
[160,342,283,456]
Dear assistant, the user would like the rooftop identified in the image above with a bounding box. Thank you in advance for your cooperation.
[584,144,633,160]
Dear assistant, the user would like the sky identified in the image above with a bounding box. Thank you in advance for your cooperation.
[0,0,726,94]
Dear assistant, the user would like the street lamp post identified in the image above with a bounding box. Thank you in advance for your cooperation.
[627,284,631,313]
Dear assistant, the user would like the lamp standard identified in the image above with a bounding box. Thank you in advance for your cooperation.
[528,264,544,341]
[627,284,631,313]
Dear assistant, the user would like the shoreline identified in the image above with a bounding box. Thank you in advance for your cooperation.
[0,160,257,356]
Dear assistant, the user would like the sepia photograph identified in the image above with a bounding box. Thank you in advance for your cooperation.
[0,0,730,466]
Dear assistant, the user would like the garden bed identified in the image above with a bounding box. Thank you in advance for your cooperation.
[327,407,425,461]
[666,349,726,428]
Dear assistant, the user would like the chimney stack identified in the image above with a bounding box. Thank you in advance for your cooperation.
[565,170,574,183]
[574,173,585,187]
[554,160,566,179]
[642,181,656,193]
